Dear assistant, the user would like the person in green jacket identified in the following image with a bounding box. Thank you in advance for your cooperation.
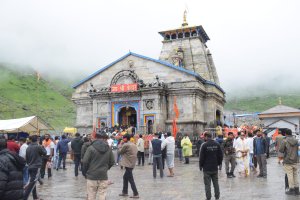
[181,134,193,164]
[82,131,115,200]
[279,129,299,196]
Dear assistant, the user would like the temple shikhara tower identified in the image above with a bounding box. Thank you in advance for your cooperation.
[72,12,225,135]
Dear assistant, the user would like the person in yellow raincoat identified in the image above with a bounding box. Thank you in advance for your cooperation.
[181,134,193,164]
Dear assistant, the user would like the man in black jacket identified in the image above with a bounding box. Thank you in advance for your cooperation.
[223,132,236,178]
[24,135,47,200]
[0,137,25,200]
[199,132,223,200]
[71,133,84,177]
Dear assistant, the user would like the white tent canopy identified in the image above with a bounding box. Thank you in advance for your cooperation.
[0,116,53,133]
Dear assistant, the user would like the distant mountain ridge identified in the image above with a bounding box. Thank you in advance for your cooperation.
[225,94,300,112]
[1,65,299,130]
[0,65,75,131]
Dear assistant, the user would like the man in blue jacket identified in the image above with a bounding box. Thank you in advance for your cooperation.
[56,135,70,170]
[199,132,223,200]
[254,131,268,178]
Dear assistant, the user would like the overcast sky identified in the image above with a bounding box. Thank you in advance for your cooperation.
[0,0,299,94]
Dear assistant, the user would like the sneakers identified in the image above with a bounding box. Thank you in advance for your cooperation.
[119,193,128,197]
[294,187,300,196]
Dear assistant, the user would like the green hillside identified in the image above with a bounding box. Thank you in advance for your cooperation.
[0,65,76,131]
[225,94,300,112]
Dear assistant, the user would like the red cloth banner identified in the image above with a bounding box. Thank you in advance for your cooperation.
[172,118,177,139]
[172,96,179,138]
[173,96,179,119]
[111,83,138,93]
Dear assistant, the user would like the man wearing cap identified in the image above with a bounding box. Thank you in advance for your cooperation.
[118,134,139,198]
[82,131,115,200]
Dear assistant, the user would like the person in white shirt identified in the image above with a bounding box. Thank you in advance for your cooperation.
[107,136,114,148]
[234,132,250,177]
[19,137,29,185]
[148,134,153,165]
[247,132,255,171]
[136,134,145,166]
[161,132,175,177]
[53,136,59,169]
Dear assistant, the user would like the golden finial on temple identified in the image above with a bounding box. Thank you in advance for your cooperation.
[279,97,282,105]
[182,10,188,27]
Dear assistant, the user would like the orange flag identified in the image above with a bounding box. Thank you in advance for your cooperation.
[172,118,178,138]
[173,96,179,119]
[272,128,279,141]
[172,96,179,138]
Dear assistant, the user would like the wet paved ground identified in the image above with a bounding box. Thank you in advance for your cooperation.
[32,157,300,200]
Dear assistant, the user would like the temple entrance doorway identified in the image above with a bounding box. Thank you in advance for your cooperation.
[118,107,137,127]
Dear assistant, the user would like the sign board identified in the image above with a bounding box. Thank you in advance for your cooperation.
[111,83,138,93]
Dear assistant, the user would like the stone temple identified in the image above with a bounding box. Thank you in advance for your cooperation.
[72,16,226,135]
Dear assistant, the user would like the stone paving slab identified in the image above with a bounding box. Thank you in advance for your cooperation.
[31,157,300,200]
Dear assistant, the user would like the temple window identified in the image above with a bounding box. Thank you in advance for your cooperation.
[184,32,190,38]
[171,33,177,39]
[165,34,170,40]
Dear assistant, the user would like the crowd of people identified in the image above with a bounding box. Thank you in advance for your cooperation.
[0,125,299,200]
[197,127,300,199]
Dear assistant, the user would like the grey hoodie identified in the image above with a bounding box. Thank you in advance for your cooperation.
[279,136,299,164]
[82,140,115,180]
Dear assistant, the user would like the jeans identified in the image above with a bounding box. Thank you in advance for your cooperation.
[137,151,145,165]
[41,155,51,178]
[148,152,153,164]
[204,171,220,200]
[153,155,163,178]
[23,165,29,185]
[161,156,166,169]
[177,148,183,161]
[257,154,267,176]
[225,154,236,174]
[74,154,81,176]
[185,157,190,164]
[24,168,39,200]
[253,154,257,168]
[117,153,122,164]
[122,167,138,196]
[249,153,254,168]
[57,152,67,169]
[53,153,58,169]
